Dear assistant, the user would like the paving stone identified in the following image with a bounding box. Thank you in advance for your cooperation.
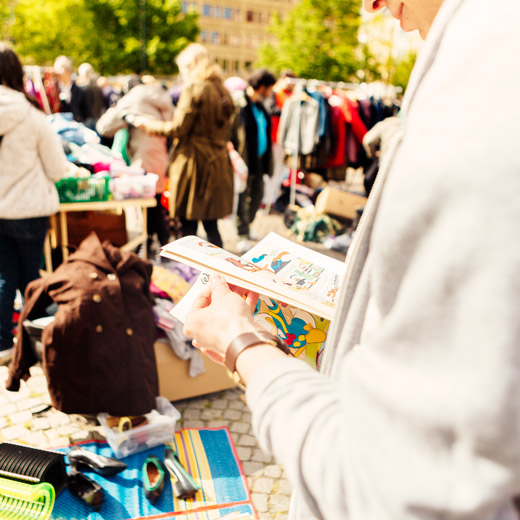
[26,377,48,393]
[229,432,239,445]
[223,409,242,421]
[48,412,72,428]
[269,493,291,513]
[9,410,33,426]
[253,477,274,494]
[0,393,12,405]
[0,402,18,417]
[16,397,44,412]
[242,412,252,422]
[252,448,272,463]
[200,409,222,421]
[207,420,230,429]
[183,398,207,409]
[276,478,292,495]
[182,408,202,420]
[229,421,250,434]
[0,424,29,441]
[31,417,51,431]
[181,419,205,429]
[264,464,283,479]
[228,399,247,411]
[57,424,82,437]
[11,385,31,399]
[0,417,8,429]
[251,493,269,513]
[23,431,50,447]
[238,434,257,447]
[242,461,265,475]
[45,433,70,448]
[70,429,93,443]
[209,399,227,409]
[235,446,252,461]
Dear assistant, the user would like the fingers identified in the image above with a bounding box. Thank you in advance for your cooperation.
[189,283,213,312]
[245,291,259,313]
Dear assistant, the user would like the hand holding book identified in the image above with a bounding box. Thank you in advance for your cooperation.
[184,275,259,362]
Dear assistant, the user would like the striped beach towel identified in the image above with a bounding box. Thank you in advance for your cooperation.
[51,428,257,520]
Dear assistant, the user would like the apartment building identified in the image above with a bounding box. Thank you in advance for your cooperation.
[181,0,297,77]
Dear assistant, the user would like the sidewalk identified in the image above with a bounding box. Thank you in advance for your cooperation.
[0,209,348,519]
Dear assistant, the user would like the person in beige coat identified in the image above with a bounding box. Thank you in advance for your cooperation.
[143,44,234,248]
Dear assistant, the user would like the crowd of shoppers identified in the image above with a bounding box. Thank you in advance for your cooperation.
[5,2,519,517]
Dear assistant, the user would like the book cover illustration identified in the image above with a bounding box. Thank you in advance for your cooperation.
[162,233,346,369]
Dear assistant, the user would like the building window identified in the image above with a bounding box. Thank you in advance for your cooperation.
[246,10,254,22]
[214,5,221,18]
[224,7,232,19]
[200,30,208,42]
[181,1,187,13]
[202,4,211,16]
[211,31,220,44]
[222,59,228,71]
[234,8,241,21]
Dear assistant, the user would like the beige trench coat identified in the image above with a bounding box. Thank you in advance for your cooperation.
[148,74,234,221]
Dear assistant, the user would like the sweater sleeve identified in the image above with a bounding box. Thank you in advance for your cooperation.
[245,136,520,520]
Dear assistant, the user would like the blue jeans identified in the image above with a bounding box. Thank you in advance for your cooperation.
[0,217,49,350]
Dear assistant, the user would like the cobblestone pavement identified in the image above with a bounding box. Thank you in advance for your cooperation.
[0,207,350,519]
[0,364,292,519]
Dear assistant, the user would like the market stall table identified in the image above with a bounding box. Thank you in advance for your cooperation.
[45,197,157,271]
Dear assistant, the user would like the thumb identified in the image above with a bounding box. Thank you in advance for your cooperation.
[209,274,231,298]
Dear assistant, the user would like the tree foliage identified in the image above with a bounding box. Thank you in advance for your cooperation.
[5,0,198,74]
[256,0,362,82]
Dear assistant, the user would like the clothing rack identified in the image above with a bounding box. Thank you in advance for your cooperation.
[268,77,401,210]
[23,65,52,115]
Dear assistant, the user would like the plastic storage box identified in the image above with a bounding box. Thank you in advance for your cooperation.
[110,173,158,200]
[97,396,180,458]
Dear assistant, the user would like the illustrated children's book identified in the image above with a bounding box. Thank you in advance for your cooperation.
[160,232,346,369]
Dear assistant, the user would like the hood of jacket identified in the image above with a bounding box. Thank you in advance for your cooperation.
[0,85,31,136]
[126,83,174,114]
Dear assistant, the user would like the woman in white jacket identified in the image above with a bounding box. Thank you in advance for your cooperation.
[0,43,67,365]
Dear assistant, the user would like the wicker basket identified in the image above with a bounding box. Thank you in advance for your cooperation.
[55,176,110,203]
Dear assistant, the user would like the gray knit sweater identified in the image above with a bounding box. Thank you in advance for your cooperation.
[246,0,520,518]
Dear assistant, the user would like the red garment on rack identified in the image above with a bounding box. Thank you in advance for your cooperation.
[337,93,367,143]
[271,88,292,143]
[324,105,347,168]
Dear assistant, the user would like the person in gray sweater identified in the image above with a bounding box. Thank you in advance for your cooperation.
[183,0,520,518]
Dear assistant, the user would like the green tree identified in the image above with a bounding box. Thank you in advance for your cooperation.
[0,0,13,41]
[256,0,362,82]
[7,0,198,74]
[387,49,417,92]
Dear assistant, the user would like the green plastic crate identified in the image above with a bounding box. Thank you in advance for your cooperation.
[55,176,109,203]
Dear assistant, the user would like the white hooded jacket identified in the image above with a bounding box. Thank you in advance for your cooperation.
[0,86,67,219]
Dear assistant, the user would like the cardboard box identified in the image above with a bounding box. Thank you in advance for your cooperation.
[65,210,128,248]
[315,187,367,221]
[154,341,236,402]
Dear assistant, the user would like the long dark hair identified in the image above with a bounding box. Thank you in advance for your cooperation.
[0,42,42,110]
